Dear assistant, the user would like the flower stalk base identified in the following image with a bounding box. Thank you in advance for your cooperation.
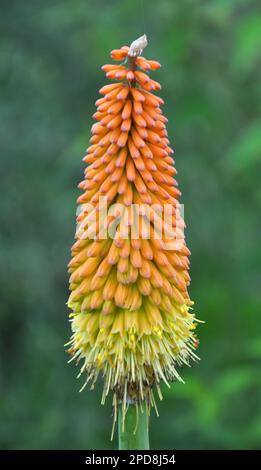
[118,404,149,450]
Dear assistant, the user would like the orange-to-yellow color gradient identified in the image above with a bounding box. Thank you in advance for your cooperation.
[67,42,199,427]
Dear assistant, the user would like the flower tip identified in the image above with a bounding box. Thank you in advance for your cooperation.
[128,34,148,57]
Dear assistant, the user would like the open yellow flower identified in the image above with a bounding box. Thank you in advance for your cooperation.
[67,39,199,429]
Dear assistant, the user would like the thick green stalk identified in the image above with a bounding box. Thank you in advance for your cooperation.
[118,404,150,450]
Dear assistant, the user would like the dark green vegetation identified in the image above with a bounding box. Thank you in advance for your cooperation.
[0,0,260,449]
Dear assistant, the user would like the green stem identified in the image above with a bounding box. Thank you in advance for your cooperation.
[118,404,150,450]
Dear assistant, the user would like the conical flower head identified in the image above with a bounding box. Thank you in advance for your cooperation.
[67,40,199,425]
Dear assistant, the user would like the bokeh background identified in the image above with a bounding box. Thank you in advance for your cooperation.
[1,0,260,450]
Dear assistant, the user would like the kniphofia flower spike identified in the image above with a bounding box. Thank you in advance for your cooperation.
[67,35,199,435]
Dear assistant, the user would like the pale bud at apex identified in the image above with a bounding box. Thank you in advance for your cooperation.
[128,34,148,57]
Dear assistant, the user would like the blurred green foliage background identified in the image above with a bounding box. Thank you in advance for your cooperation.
[0,0,260,450]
